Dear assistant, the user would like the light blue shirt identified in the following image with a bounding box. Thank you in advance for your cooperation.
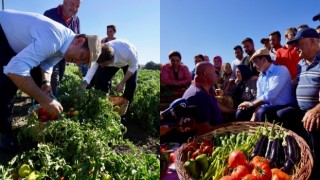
[256,64,295,106]
[0,9,75,76]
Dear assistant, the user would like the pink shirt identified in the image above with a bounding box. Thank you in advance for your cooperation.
[160,63,192,86]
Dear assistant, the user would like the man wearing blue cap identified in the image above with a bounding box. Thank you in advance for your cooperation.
[279,28,320,179]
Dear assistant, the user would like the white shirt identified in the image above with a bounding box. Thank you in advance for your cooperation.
[84,39,138,83]
[0,9,75,76]
[230,58,242,80]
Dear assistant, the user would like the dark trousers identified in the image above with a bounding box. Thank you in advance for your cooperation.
[236,104,290,122]
[0,25,17,136]
[51,59,66,97]
[90,65,137,102]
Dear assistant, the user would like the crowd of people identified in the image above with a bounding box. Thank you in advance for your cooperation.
[0,0,139,152]
[160,23,320,178]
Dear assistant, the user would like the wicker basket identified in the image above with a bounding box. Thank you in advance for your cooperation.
[109,96,129,116]
[175,121,313,180]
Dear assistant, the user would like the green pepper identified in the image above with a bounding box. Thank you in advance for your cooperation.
[195,154,209,173]
[183,159,200,179]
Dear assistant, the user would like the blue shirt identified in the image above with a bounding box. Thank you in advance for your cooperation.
[182,84,223,126]
[44,5,80,34]
[0,9,75,76]
[256,64,295,106]
[296,52,320,111]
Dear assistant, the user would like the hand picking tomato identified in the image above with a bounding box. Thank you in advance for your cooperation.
[231,165,249,180]
[228,150,248,169]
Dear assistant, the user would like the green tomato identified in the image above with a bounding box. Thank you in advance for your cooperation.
[18,164,31,178]
[27,171,36,180]
[102,173,112,180]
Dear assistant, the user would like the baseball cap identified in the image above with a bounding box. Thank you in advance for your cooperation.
[87,35,101,62]
[250,48,270,61]
[287,28,320,45]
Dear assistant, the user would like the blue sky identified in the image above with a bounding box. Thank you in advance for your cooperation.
[161,0,320,70]
[3,0,160,65]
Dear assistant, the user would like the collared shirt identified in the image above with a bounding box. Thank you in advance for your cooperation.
[44,5,80,34]
[182,84,223,126]
[256,63,295,106]
[84,39,138,83]
[296,52,320,111]
[0,9,75,76]
[161,63,192,86]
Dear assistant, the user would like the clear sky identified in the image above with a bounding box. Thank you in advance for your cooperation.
[161,0,320,70]
[3,0,160,65]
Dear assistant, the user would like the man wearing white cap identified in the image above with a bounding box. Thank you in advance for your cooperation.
[0,9,101,150]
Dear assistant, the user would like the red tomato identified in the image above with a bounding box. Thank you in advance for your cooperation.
[38,107,46,115]
[191,149,200,160]
[250,156,269,169]
[49,114,58,121]
[242,174,258,180]
[169,152,175,163]
[228,150,248,169]
[231,165,249,180]
[39,115,48,122]
[252,162,272,180]
[220,175,235,180]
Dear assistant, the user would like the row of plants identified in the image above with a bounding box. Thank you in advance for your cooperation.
[0,66,160,179]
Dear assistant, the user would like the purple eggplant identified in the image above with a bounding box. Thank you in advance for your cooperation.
[250,134,267,159]
[283,134,300,173]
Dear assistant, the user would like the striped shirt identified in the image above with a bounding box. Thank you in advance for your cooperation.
[296,52,320,111]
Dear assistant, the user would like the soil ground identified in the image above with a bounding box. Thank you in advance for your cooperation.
[0,93,159,165]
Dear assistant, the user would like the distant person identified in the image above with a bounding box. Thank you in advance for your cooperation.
[101,24,117,43]
[213,55,222,77]
[231,65,257,107]
[220,63,233,95]
[191,54,204,79]
[260,38,271,50]
[203,55,210,62]
[160,51,192,87]
[230,45,248,81]
[268,31,282,62]
[241,37,260,77]
[298,24,309,31]
[41,0,82,97]
[81,39,138,115]
[316,25,320,34]
[236,48,295,122]
[275,27,300,83]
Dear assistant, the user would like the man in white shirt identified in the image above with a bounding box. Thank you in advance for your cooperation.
[81,39,138,114]
[0,9,101,150]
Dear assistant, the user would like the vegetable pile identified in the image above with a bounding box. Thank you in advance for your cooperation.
[180,122,301,180]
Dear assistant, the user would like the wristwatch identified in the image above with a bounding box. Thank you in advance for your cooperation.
[249,102,254,108]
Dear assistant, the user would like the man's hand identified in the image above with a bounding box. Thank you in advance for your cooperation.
[116,82,125,92]
[41,99,63,116]
[238,101,251,110]
[80,80,88,90]
[302,109,320,131]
